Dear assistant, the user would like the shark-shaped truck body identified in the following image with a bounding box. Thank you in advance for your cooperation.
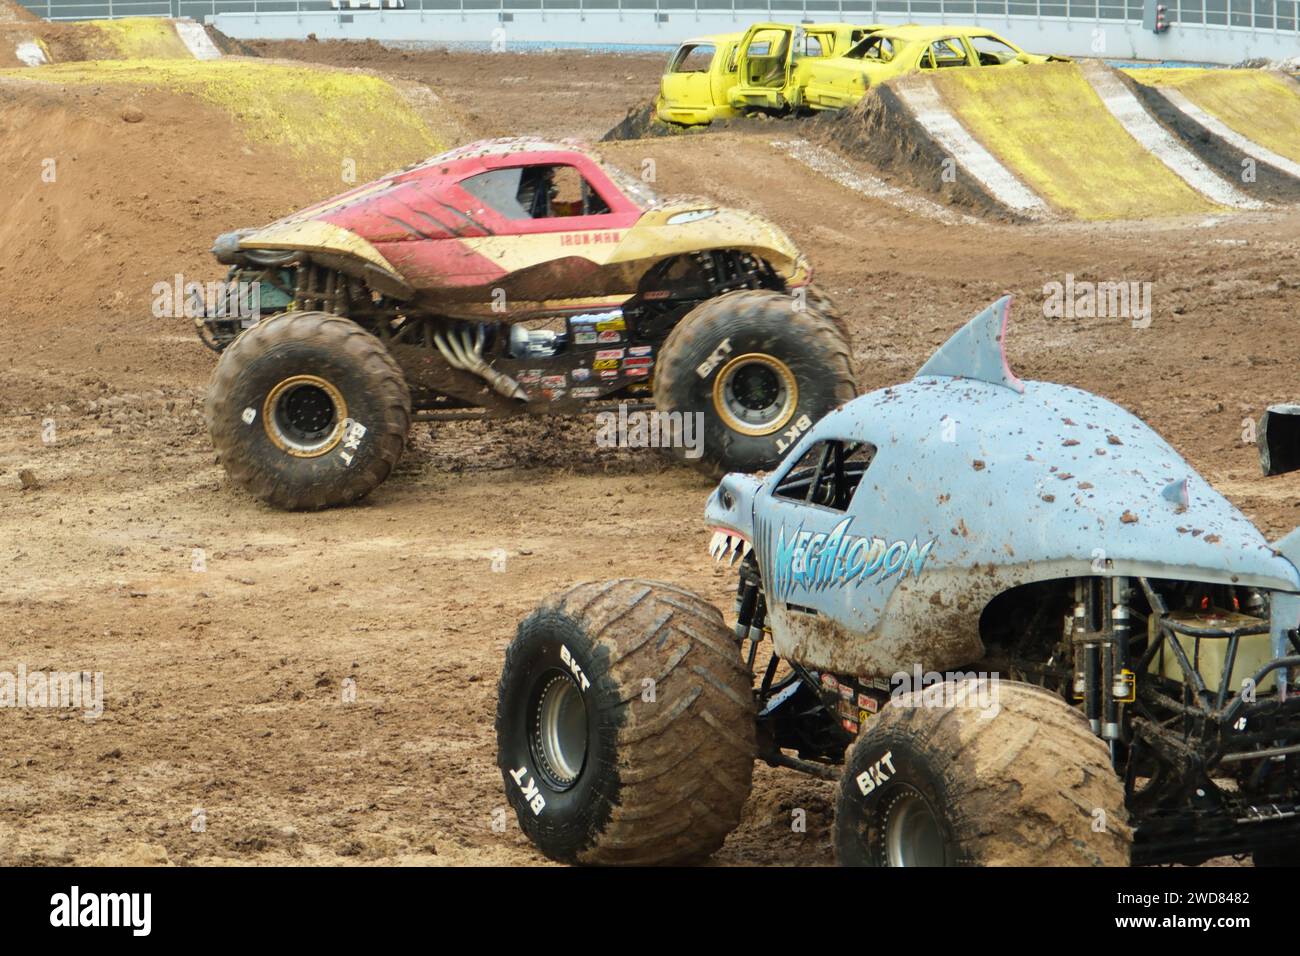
[497,297,1300,867]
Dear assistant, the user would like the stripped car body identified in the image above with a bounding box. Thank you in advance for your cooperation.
[704,296,1300,865]
[802,24,1069,111]
[655,22,884,125]
[656,32,744,126]
[727,21,886,112]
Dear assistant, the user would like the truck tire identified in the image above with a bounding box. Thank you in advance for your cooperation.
[834,679,1131,866]
[205,311,410,510]
[802,283,854,351]
[496,579,756,865]
[654,288,856,478]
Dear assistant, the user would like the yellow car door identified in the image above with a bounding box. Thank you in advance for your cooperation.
[802,32,898,111]
[731,23,797,109]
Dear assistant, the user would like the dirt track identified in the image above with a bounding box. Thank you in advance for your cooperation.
[1,41,1298,865]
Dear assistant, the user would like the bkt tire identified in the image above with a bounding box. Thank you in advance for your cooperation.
[205,311,410,510]
[834,680,1131,867]
[496,579,756,865]
[654,288,856,478]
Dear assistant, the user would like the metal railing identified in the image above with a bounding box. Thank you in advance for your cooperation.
[20,0,1300,32]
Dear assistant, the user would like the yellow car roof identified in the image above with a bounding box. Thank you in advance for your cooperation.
[874,23,1017,41]
[679,32,743,44]
[805,22,885,30]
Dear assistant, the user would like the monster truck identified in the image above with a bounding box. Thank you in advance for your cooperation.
[496,296,1300,866]
[197,138,854,509]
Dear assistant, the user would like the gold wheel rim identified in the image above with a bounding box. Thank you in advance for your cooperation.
[711,352,798,437]
[262,374,348,458]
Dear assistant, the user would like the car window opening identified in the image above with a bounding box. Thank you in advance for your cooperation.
[774,440,877,511]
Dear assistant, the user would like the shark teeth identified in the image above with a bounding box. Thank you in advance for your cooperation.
[708,530,752,566]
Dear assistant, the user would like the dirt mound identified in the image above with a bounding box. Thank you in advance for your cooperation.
[0,79,314,405]
[0,16,254,67]
[206,24,259,57]
[0,0,37,21]
[249,36,405,66]
[814,83,1013,221]
[0,59,466,407]
[251,38,664,143]
[601,97,830,143]
[601,98,666,141]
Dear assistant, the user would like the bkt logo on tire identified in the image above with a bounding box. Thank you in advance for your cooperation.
[560,644,591,692]
[695,337,733,379]
[510,766,546,816]
[856,751,896,797]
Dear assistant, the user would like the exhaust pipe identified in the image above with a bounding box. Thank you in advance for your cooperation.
[1260,404,1300,476]
[433,324,530,403]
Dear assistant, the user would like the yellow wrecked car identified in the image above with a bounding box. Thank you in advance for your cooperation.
[655,22,883,126]
[803,24,1070,111]
[655,32,744,126]
[727,21,885,112]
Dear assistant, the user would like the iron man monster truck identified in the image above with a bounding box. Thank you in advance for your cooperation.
[197,137,855,509]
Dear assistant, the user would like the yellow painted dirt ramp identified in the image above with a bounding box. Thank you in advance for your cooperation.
[0,59,466,186]
[1124,68,1300,169]
[927,61,1223,221]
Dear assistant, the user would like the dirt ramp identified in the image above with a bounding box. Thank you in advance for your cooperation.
[1,16,261,67]
[0,0,37,20]
[0,60,467,399]
[816,82,1017,221]
[1124,67,1300,202]
[818,62,1295,222]
[0,59,460,183]
[0,79,315,398]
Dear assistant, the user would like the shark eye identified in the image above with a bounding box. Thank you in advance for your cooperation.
[721,490,735,510]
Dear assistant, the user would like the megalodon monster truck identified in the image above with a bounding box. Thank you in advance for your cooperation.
[198,137,854,510]
[496,296,1300,866]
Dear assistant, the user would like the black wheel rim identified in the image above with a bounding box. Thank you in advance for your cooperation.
[712,353,798,436]
[262,374,347,458]
[279,384,336,440]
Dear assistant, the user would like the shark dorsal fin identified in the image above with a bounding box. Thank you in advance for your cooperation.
[915,295,1024,394]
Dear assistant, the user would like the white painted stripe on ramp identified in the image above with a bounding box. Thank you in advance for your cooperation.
[1157,86,1300,181]
[174,20,222,60]
[896,80,1050,218]
[770,138,980,225]
[1082,63,1264,210]
[15,40,47,66]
